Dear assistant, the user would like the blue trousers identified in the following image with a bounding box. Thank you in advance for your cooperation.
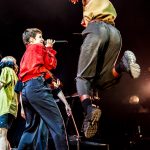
[17,76,69,150]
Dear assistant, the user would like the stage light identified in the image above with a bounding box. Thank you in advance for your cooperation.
[129,95,140,104]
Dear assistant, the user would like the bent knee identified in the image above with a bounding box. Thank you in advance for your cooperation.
[0,128,7,137]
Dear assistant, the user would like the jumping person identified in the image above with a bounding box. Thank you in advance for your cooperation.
[70,0,141,138]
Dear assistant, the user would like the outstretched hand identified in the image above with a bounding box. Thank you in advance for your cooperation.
[65,104,72,117]
[51,78,61,89]
[21,108,26,119]
[70,0,78,4]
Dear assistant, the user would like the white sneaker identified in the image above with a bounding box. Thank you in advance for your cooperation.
[121,50,141,79]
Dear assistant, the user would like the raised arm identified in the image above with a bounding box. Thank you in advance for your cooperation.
[70,0,79,4]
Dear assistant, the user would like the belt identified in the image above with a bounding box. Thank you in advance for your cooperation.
[90,19,115,26]
[90,19,102,23]
[22,76,45,86]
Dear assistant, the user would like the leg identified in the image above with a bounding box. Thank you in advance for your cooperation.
[94,23,122,89]
[0,128,9,150]
[18,88,41,150]
[22,77,69,150]
[34,119,49,150]
[76,22,113,138]
[0,114,15,150]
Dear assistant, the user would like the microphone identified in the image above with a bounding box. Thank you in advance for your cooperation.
[55,40,68,43]
[72,33,82,35]
[44,40,68,45]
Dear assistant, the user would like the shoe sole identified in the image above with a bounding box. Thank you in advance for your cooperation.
[84,108,101,138]
[125,51,141,79]
[130,63,141,79]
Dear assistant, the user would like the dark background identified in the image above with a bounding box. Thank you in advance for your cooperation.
[0,0,149,97]
[0,0,150,149]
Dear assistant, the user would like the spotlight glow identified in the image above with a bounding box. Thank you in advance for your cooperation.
[129,95,140,104]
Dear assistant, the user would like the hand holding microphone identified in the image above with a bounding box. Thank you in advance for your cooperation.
[45,39,55,47]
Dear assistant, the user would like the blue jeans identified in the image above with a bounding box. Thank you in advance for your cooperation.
[34,119,49,150]
[18,76,69,150]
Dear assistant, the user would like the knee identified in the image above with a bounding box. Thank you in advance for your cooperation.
[0,128,7,137]
[76,77,91,86]
[0,128,7,139]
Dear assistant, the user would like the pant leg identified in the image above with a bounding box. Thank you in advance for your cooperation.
[22,77,69,150]
[94,23,122,90]
[17,87,40,150]
[76,22,110,96]
[34,119,49,150]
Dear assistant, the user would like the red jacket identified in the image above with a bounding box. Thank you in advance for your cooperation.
[19,43,57,82]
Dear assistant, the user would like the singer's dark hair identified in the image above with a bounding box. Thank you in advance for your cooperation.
[22,28,42,45]
[0,56,17,74]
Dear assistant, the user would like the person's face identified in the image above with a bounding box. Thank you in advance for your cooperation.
[14,64,19,74]
[31,33,44,45]
[12,59,18,73]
